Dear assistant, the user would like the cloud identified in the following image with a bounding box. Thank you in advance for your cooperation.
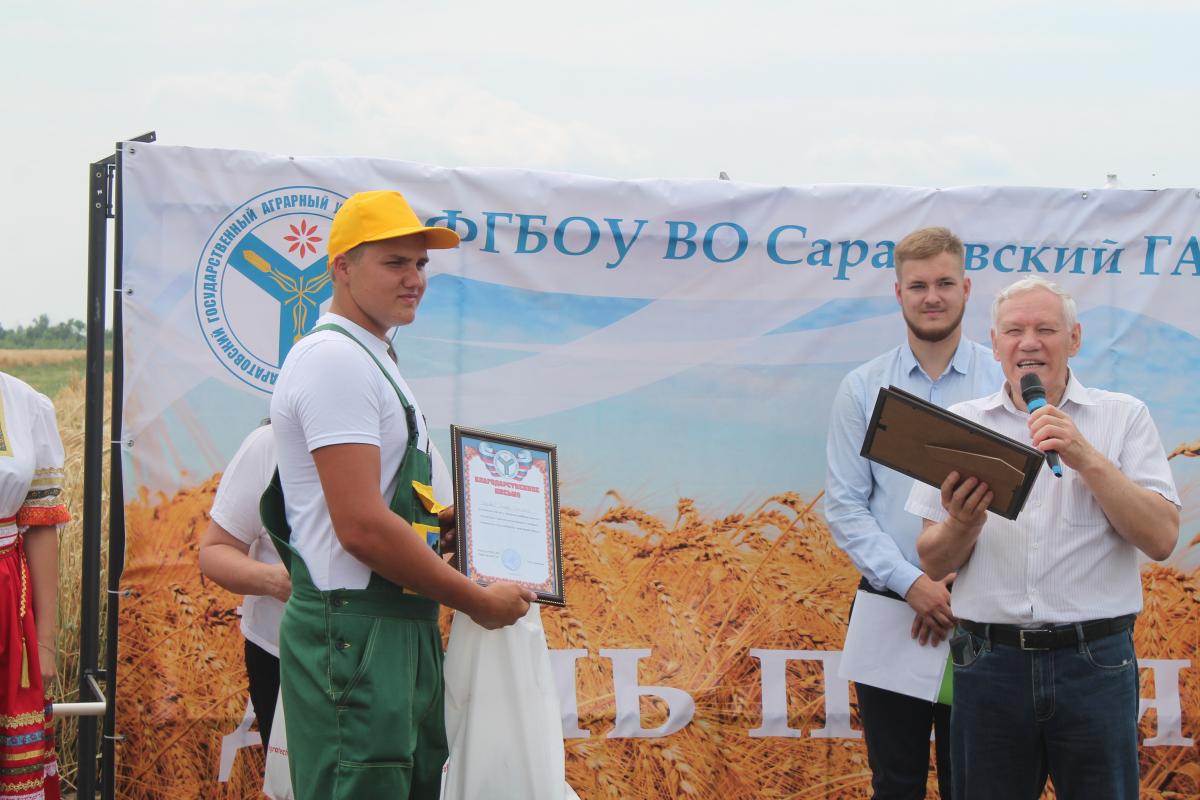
[143,59,646,172]
[797,133,1023,187]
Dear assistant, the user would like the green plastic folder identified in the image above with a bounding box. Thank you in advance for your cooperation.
[937,651,954,705]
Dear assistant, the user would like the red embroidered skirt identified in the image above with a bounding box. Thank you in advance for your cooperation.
[1,538,60,800]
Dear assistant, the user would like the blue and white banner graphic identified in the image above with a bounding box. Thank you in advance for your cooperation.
[121,144,1200,525]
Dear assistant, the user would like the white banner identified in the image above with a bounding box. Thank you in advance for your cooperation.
[116,143,1199,799]
[121,144,1200,521]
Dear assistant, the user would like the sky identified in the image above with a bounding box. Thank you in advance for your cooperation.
[2,0,1199,328]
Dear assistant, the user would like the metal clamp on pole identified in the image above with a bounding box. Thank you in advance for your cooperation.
[53,674,108,718]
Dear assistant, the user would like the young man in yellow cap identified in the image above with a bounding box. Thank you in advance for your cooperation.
[266,190,535,799]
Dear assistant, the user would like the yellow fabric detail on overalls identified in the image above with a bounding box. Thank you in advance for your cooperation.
[411,480,447,514]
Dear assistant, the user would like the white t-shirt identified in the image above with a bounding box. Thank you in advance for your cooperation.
[269,312,447,591]
[209,424,283,657]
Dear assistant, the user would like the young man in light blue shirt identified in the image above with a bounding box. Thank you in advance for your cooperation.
[824,226,1003,799]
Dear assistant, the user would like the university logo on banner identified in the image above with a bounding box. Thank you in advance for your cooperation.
[194,186,346,392]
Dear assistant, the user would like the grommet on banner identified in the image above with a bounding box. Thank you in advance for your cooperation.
[1080,191,1089,199]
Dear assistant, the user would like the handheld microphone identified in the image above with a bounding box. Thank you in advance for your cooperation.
[1019,373,1063,478]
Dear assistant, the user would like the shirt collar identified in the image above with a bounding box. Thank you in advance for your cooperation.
[994,367,1095,413]
[1060,369,1097,407]
[980,387,1009,411]
[947,337,975,376]
[995,385,1020,413]
[900,335,975,379]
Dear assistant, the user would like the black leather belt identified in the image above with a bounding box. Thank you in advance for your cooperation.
[960,615,1135,651]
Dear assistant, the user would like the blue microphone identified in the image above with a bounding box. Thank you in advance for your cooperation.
[1020,373,1063,477]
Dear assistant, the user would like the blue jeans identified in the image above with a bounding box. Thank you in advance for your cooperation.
[949,625,1139,800]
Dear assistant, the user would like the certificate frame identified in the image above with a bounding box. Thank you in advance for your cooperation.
[449,425,565,606]
[860,386,1045,520]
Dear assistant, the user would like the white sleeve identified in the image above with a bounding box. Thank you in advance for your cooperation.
[210,425,277,545]
[430,442,452,507]
[1119,400,1181,508]
[905,479,948,524]
[287,338,385,452]
[30,392,66,478]
[18,391,69,527]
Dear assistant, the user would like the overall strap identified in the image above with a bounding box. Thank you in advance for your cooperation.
[311,323,423,452]
[260,467,295,573]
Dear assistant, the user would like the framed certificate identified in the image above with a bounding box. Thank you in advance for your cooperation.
[861,386,1045,520]
[449,425,565,606]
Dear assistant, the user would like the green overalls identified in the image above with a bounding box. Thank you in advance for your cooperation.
[261,324,448,800]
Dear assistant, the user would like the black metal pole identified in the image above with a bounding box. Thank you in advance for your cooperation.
[95,132,152,800]
[100,147,126,800]
[79,156,114,800]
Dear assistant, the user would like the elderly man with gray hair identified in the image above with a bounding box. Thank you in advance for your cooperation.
[909,276,1180,800]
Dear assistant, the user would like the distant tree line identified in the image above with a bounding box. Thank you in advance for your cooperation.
[0,315,113,349]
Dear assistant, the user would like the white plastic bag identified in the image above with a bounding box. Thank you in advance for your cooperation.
[440,604,579,800]
[262,691,294,800]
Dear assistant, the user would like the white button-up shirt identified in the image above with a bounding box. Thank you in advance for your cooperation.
[905,372,1180,625]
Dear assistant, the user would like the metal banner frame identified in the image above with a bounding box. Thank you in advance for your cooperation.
[75,131,155,800]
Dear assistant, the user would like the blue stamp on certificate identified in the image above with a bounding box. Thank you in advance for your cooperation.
[501,548,523,571]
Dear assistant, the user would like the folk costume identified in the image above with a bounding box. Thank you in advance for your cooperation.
[1,374,69,800]
[265,316,449,800]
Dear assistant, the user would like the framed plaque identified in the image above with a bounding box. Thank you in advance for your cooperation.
[861,386,1045,520]
[449,425,565,606]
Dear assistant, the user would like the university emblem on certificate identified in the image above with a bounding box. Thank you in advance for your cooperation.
[480,441,533,481]
[193,186,346,392]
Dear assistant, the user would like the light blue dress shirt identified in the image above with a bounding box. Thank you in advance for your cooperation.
[824,337,1004,597]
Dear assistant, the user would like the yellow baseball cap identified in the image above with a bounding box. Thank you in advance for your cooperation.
[327,190,460,261]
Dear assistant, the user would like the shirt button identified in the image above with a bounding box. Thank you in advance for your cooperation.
[336,640,351,650]
[331,597,347,608]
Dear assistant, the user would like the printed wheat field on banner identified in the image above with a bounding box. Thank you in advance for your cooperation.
[35,368,1199,798]
[102,478,1198,799]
